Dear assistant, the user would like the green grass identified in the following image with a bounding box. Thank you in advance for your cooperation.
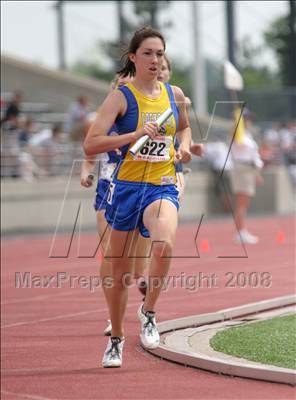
[210,314,296,370]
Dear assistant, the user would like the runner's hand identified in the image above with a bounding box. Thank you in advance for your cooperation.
[81,172,94,187]
[135,122,159,141]
[175,144,191,164]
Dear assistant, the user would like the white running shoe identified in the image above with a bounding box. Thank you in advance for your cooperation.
[103,319,112,336]
[137,304,160,349]
[236,229,258,244]
[102,336,124,368]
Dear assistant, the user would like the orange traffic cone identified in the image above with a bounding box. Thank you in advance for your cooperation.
[200,239,210,252]
[276,230,285,244]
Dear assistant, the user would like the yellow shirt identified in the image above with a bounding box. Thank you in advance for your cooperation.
[115,81,178,185]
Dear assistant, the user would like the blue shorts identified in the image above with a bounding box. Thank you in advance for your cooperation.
[105,180,179,238]
[175,161,184,173]
[94,179,110,211]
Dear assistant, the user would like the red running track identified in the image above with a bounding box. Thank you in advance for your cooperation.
[1,216,295,400]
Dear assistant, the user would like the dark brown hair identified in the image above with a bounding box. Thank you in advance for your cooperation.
[117,27,166,77]
[163,54,172,73]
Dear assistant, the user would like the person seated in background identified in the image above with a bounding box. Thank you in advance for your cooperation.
[16,117,40,182]
[1,90,22,129]
[261,123,282,166]
[262,123,280,146]
[279,122,296,164]
[279,121,296,186]
[18,117,34,149]
[0,95,6,115]
[29,123,63,176]
[1,93,23,178]
[64,95,90,142]
[259,139,277,167]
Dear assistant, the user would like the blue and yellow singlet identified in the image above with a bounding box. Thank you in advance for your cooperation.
[115,81,179,185]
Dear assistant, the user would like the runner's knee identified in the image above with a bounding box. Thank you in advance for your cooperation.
[152,240,173,259]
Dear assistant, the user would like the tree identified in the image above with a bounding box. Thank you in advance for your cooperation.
[237,36,280,88]
[264,1,296,86]
[72,58,114,83]
[72,1,173,80]
[104,1,172,71]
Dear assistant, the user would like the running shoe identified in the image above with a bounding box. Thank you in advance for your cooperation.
[137,304,160,349]
[103,319,112,336]
[102,336,125,368]
[235,229,258,244]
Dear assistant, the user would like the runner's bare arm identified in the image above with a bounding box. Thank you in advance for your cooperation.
[172,86,192,163]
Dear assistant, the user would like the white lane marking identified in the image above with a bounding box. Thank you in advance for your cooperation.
[1,390,57,400]
[1,293,197,330]
[1,291,75,306]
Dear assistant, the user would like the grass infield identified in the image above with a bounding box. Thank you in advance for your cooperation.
[210,314,296,370]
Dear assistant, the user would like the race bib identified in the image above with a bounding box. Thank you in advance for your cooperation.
[133,136,172,162]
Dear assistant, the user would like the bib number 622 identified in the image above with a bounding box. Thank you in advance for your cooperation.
[140,140,166,157]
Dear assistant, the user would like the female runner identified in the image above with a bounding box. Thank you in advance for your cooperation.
[84,27,192,368]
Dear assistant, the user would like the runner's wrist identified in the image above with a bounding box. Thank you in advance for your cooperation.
[133,129,144,141]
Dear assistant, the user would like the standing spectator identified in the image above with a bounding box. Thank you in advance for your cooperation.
[64,95,90,141]
[230,109,264,244]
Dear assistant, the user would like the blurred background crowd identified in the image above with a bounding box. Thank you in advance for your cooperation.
[1,91,91,180]
[1,88,295,187]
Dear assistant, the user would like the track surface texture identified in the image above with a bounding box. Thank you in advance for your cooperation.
[1,215,295,400]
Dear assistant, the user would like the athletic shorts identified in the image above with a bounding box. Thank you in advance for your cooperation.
[230,163,257,197]
[94,179,110,211]
[105,180,179,238]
